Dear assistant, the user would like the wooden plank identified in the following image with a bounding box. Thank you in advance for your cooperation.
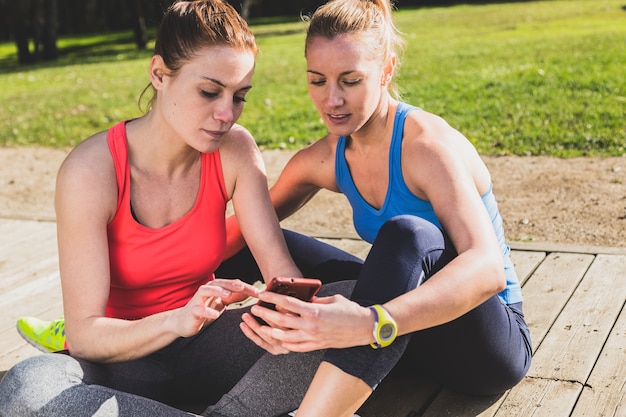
[315,241,549,281]
[509,241,626,256]
[0,270,62,331]
[493,377,581,417]
[0,219,64,372]
[528,254,626,382]
[0,219,56,250]
[3,218,625,417]
[570,301,626,417]
[0,301,64,363]
[0,254,58,297]
[519,252,594,351]
[0,344,43,371]
[510,250,546,286]
[0,220,58,293]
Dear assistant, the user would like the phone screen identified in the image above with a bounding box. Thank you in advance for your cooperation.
[254,277,321,324]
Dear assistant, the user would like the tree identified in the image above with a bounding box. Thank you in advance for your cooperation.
[3,0,58,64]
[130,0,148,50]
[8,1,34,64]
[40,0,59,60]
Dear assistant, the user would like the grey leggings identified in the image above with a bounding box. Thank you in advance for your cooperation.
[0,283,353,417]
[223,218,531,395]
[0,216,531,415]
[0,231,361,417]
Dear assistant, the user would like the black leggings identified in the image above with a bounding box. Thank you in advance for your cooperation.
[321,215,532,395]
[0,218,531,417]
[0,232,361,417]
[223,216,532,395]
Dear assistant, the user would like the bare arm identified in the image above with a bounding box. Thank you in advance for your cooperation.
[57,134,180,361]
[249,114,506,351]
[221,127,336,282]
[58,134,257,362]
[224,137,338,261]
[384,113,505,335]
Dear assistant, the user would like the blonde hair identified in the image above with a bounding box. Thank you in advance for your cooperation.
[140,0,257,112]
[305,0,405,97]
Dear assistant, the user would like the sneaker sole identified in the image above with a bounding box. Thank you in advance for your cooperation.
[16,323,59,353]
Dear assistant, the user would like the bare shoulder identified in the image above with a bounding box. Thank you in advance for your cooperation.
[59,131,113,178]
[56,130,117,219]
[219,123,261,163]
[284,134,339,190]
[225,123,257,146]
[404,109,481,158]
[287,134,337,173]
[403,108,491,191]
[295,134,337,161]
[217,124,266,199]
[406,110,460,143]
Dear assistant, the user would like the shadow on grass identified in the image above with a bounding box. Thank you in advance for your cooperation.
[0,32,153,75]
[0,20,306,75]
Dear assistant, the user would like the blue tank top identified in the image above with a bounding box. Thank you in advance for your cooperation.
[335,102,522,304]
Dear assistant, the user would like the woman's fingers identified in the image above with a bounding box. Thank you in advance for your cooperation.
[196,279,260,305]
[240,313,290,355]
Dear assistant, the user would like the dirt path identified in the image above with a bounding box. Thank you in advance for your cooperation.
[1,147,624,248]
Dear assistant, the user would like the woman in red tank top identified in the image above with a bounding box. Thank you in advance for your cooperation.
[54,0,302,368]
[0,2,320,416]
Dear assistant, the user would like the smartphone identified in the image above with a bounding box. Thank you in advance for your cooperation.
[254,277,322,324]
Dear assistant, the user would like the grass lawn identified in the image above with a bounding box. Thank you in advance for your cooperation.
[0,0,624,156]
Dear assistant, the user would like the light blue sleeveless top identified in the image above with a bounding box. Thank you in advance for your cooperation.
[335,102,522,304]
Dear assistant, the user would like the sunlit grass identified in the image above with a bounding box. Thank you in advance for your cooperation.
[0,0,624,156]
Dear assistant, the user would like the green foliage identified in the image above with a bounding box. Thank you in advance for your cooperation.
[0,0,624,156]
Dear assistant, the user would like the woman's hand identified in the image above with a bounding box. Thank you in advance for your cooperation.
[240,311,292,355]
[241,291,374,353]
[172,279,260,338]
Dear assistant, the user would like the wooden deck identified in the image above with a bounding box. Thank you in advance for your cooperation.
[1,217,624,416]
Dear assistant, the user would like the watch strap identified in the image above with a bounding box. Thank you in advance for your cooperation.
[369,304,397,349]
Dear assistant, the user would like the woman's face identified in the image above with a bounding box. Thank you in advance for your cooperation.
[153,45,255,153]
[305,33,387,138]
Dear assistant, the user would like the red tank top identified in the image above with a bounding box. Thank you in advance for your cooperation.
[106,122,227,320]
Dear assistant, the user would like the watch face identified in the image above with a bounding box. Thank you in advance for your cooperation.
[380,323,395,341]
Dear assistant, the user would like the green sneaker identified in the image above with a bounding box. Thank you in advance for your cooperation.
[16,317,66,352]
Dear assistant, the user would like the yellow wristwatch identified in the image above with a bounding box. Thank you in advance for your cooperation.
[369,304,398,349]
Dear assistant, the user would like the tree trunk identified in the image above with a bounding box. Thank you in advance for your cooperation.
[131,0,147,50]
[41,0,58,60]
[14,24,32,64]
[9,1,33,64]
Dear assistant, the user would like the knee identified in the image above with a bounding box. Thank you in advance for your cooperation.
[379,216,441,242]
[0,356,46,414]
[376,215,447,256]
[0,354,74,415]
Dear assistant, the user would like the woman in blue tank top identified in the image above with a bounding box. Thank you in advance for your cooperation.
[237,0,533,415]
[13,1,533,415]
